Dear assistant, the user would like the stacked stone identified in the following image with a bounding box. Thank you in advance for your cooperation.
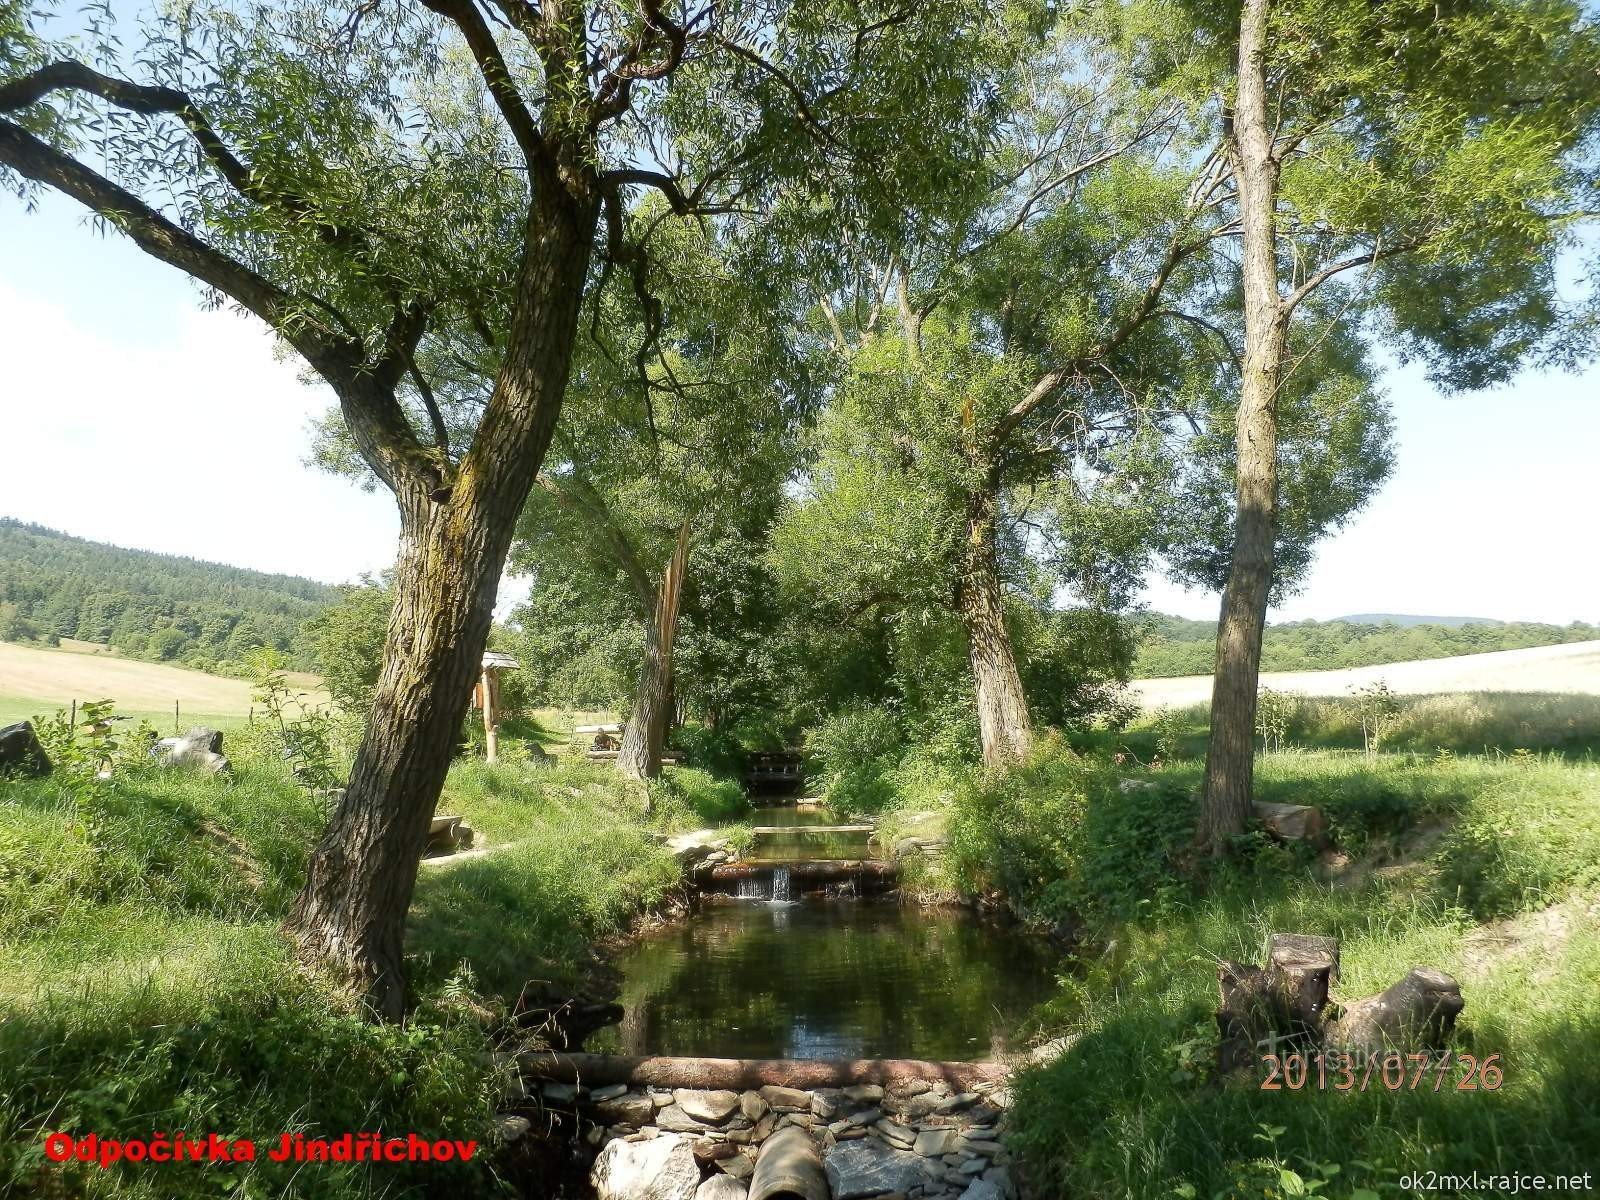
[575,1079,1017,1200]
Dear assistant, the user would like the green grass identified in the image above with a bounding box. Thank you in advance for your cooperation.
[914,742,1600,1197]
[0,749,734,1198]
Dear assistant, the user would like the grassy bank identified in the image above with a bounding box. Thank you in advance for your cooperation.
[888,742,1600,1197]
[0,745,740,1198]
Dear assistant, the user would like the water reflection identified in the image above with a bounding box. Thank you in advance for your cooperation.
[746,804,874,863]
[590,899,1057,1061]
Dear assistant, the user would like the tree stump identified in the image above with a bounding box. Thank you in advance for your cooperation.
[1216,933,1462,1077]
[1327,967,1464,1056]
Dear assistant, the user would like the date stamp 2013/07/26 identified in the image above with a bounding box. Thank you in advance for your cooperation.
[1260,1051,1503,1092]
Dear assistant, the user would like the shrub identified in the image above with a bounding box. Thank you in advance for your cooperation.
[669,722,748,781]
[944,738,1197,928]
[805,702,904,812]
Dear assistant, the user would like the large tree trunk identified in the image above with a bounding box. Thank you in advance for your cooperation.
[618,521,691,783]
[1199,0,1287,854]
[286,200,596,1017]
[957,481,1032,768]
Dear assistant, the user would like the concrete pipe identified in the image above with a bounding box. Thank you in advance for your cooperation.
[749,1126,829,1200]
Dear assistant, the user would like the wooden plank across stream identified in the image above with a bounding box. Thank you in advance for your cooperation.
[518,1051,1008,1091]
[749,824,874,835]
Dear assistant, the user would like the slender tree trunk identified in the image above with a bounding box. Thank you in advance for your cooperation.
[286,200,596,1017]
[1199,0,1287,854]
[619,521,691,783]
[957,481,1032,768]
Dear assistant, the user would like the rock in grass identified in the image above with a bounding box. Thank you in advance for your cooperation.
[0,721,51,777]
[151,726,230,774]
[592,1133,700,1200]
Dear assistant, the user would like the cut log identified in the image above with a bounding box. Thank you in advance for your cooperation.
[1218,933,1341,1071]
[1327,967,1464,1055]
[705,861,896,882]
[1266,932,1338,1026]
[749,824,874,835]
[1216,960,1281,1072]
[1253,801,1327,845]
[518,1052,1008,1091]
[750,1126,828,1200]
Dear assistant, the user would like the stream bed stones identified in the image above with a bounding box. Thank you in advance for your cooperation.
[568,1078,1015,1200]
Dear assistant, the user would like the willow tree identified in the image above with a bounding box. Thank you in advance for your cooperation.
[1186,0,1600,852]
[780,13,1250,766]
[0,0,1002,1014]
[515,212,819,780]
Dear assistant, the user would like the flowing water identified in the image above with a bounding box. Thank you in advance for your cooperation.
[591,899,1058,1061]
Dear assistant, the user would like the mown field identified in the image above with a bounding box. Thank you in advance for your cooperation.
[0,640,326,730]
[1132,639,1600,708]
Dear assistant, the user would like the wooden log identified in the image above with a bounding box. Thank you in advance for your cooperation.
[1218,933,1342,1071]
[749,824,874,835]
[1328,967,1464,1055]
[1253,801,1328,845]
[705,861,896,882]
[1216,960,1280,1072]
[517,1052,1009,1091]
[1266,932,1339,1026]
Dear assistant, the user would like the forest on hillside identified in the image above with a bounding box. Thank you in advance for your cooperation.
[0,520,336,671]
[1135,613,1600,677]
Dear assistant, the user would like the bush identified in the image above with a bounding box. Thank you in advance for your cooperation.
[805,702,904,812]
[944,738,1197,928]
[650,766,749,826]
[668,723,748,781]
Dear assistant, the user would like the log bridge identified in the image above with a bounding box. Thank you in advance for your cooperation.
[519,1051,1009,1092]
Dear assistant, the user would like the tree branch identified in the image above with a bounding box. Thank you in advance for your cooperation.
[0,60,371,256]
[419,0,550,176]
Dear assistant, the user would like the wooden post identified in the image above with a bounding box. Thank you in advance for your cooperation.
[174,700,180,734]
[482,665,498,764]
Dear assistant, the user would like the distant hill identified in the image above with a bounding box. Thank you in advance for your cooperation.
[1137,611,1599,678]
[0,519,338,672]
[1334,613,1503,628]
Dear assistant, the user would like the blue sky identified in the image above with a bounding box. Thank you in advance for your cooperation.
[2,188,1597,625]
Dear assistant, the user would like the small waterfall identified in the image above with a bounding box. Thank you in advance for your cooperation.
[736,873,769,900]
[771,866,793,903]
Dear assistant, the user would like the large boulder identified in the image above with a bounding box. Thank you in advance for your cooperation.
[0,721,51,777]
[591,1133,701,1200]
[151,727,230,774]
[823,1138,924,1200]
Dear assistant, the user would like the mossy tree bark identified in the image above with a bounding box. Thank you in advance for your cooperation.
[289,198,598,1016]
[957,473,1033,768]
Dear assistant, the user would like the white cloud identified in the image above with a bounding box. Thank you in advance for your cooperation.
[0,280,399,585]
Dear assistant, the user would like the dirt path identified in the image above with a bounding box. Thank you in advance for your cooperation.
[1132,639,1600,710]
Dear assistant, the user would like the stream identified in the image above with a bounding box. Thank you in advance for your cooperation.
[590,803,1058,1062]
